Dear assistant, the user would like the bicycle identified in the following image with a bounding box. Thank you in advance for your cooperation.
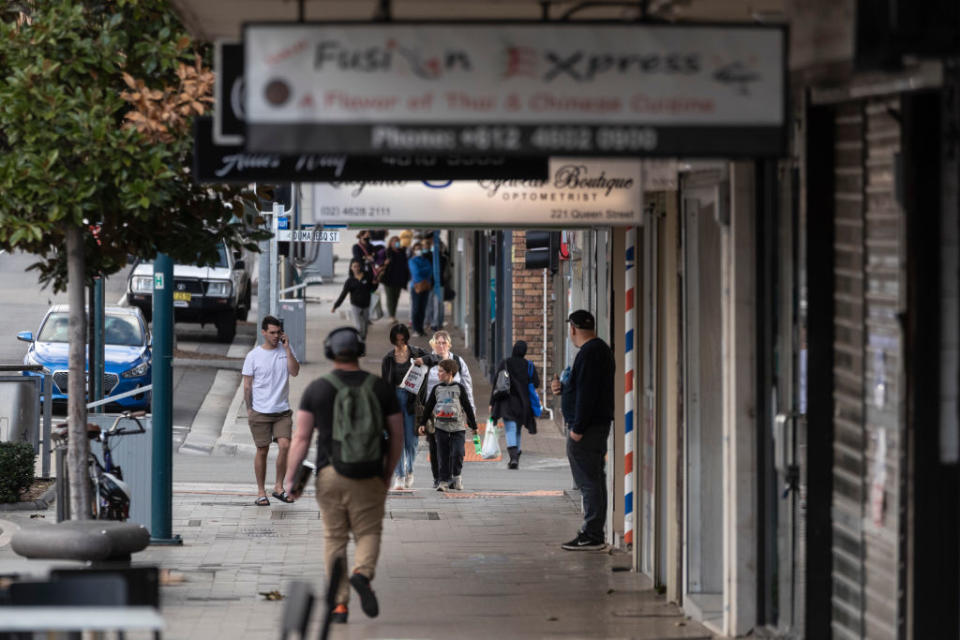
[52,410,146,520]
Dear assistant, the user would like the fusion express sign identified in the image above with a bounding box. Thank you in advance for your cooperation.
[312,158,643,227]
[244,23,785,157]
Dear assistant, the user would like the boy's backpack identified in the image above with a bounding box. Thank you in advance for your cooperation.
[322,373,384,478]
[492,368,511,400]
[432,384,463,427]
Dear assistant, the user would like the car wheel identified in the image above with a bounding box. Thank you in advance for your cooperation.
[216,311,236,343]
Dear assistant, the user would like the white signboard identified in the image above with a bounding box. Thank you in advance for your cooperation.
[244,23,785,157]
[312,158,643,227]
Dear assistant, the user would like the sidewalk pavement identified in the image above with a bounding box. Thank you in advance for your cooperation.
[0,281,711,639]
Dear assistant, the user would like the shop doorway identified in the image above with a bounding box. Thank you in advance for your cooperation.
[680,171,726,627]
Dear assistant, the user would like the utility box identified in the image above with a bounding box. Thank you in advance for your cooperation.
[278,299,307,364]
[0,376,41,449]
[300,243,335,281]
[85,414,153,531]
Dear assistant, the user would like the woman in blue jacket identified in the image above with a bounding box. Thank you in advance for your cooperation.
[408,241,433,337]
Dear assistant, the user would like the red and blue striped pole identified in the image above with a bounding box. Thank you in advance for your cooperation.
[624,226,636,547]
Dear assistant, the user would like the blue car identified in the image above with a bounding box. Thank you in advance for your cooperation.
[18,305,152,411]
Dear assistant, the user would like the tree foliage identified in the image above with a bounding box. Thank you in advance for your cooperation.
[0,0,268,291]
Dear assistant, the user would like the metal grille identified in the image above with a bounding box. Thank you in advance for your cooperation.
[173,278,203,294]
[52,371,120,394]
[830,98,905,640]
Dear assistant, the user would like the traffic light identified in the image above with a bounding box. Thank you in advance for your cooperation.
[524,231,560,272]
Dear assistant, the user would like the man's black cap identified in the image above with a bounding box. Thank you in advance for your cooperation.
[568,310,595,331]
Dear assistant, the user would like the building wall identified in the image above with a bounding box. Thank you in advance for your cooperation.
[510,231,555,384]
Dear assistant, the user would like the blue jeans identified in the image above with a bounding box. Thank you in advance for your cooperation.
[566,424,610,542]
[503,420,522,449]
[394,388,417,478]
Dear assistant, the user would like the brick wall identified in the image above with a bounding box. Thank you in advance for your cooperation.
[511,230,554,382]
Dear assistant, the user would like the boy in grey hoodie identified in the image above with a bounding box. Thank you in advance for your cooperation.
[419,359,478,491]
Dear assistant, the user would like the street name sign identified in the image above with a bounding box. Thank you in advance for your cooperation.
[276,229,341,242]
[243,22,786,157]
[312,158,643,227]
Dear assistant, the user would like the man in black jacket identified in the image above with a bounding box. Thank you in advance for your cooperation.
[551,310,615,550]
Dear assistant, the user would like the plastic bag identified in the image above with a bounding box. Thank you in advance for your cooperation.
[400,361,427,395]
[481,420,500,459]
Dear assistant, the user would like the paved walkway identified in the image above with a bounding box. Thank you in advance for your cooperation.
[0,281,711,639]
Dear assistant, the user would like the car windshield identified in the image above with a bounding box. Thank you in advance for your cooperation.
[138,244,229,269]
[38,313,144,346]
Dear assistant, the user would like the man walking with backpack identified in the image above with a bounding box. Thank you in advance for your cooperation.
[284,327,402,624]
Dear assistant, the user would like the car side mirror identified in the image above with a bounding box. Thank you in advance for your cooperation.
[16,331,33,343]
[234,260,245,271]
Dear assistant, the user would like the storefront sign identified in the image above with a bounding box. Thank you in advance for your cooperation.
[244,22,786,157]
[312,158,643,227]
[193,117,548,182]
[214,41,245,144]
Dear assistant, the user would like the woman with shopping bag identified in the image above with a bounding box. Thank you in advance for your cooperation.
[418,330,476,489]
[381,324,429,490]
[489,340,541,469]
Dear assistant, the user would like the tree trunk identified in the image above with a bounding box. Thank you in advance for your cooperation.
[66,226,90,520]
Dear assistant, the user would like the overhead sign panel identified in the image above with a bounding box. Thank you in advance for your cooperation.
[193,117,548,182]
[244,22,786,157]
[312,158,643,227]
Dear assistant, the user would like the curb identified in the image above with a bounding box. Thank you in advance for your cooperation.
[0,482,57,512]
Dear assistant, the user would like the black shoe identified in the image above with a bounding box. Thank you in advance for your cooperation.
[349,572,380,618]
[432,479,440,489]
[331,603,348,623]
[507,446,519,469]
[561,533,605,551]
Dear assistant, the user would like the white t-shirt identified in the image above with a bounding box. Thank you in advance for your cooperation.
[242,345,298,413]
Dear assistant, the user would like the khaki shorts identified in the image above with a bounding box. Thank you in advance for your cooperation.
[248,409,293,447]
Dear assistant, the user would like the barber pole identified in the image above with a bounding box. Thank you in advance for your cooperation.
[624,227,636,547]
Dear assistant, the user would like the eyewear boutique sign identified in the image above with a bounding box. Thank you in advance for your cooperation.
[244,23,785,157]
[312,158,643,227]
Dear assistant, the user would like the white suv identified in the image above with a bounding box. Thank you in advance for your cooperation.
[126,244,252,343]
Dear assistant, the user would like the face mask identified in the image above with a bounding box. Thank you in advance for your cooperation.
[416,250,422,256]
[393,241,400,249]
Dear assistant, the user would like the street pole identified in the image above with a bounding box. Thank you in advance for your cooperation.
[150,253,181,545]
[91,277,104,412]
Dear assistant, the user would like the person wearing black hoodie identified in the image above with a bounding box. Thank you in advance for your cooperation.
[489,341,540,469]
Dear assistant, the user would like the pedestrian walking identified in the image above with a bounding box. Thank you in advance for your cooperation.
[284,327,403,624]
[381,323,429,490]
[351,230,382,279]
[242,315,300,506]
[332,258,378,340]
[408,241,433,336]
[380,235,410,325]
[419,330,475,488]
[489,340,540,470]
[550,310,615,550]
[419,359,478,491]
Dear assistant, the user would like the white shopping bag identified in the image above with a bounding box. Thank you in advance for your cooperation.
[481,421,500,459]
[400,360,426,395]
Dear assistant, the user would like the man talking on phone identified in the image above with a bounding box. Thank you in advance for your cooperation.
[242,315,300,505]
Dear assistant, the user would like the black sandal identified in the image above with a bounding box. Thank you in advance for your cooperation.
[272,491,294,504]
[255,496,270,506]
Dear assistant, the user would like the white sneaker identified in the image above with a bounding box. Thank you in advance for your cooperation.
[451,476,463,491]
[436,481,449,492]
[404,473,414,489]
[391,477,404,491]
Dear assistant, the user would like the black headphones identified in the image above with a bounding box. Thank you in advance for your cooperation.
[324,326,366,360]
